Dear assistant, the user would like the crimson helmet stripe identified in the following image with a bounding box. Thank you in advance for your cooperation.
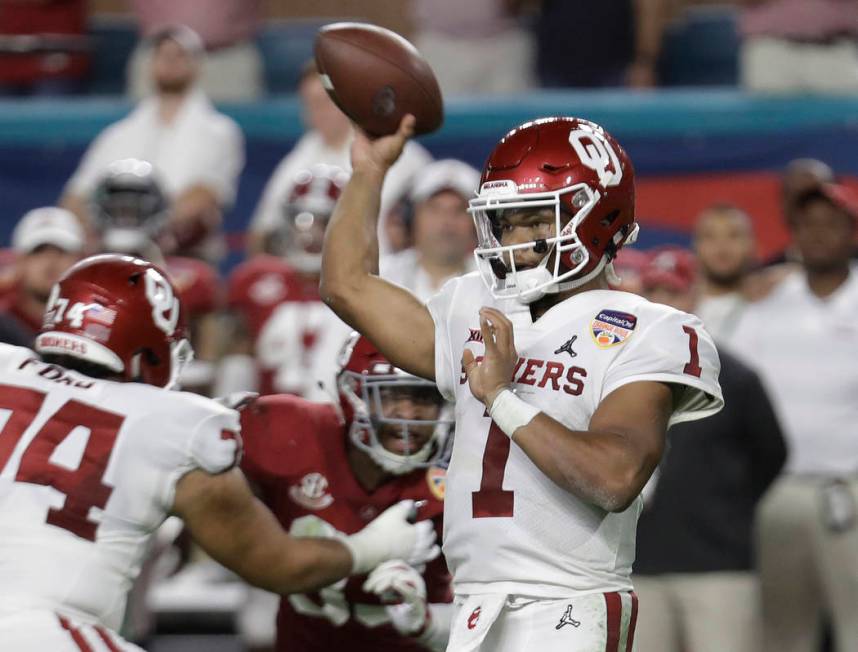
[280,164,349,272]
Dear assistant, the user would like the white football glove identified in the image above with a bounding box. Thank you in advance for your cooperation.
[363,559,429,636]
[343,500,439,574]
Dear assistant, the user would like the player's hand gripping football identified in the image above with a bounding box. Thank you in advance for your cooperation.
[350,114,416,178]
[461,307,518,409]
[343,499,439,574]
[363,560,429,636]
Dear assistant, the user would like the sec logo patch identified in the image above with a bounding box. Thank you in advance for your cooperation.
[288,472,334,510]
[426,466,446,500]
[591,310,637,348]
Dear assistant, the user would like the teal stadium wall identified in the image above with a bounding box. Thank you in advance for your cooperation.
[0,91,856,270]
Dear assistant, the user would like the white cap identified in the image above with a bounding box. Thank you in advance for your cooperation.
[12,207,86,254]
[409,159,481,205]
[147,25,205,58]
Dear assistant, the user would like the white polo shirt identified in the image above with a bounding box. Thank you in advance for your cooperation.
[696,291,747,342]
[728,268,858,475]
[65,90,244,206]
[249,131,432,254]
[380,248,475,303]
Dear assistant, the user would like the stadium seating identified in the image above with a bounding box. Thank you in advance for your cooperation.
[256,19,340,94]
[659,6,740,87]
[86,16,138,95]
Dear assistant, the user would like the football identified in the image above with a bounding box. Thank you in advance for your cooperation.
[314,22,444,137]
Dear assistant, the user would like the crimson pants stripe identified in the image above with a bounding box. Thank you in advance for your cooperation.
[604,591,622,652]
[95,625,122,652]
[625,592,639,652]
[58,615,94,652]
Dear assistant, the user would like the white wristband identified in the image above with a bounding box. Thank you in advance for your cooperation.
[489,389,540,439]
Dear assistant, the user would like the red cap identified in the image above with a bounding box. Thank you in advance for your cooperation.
[819,183,858,220]
[641,246,696,292]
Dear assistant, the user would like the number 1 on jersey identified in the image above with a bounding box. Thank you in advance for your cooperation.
[472,421,514,518]
[682,325,702,378]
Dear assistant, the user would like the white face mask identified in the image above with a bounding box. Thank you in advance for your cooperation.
[165,338,194,390]
[469,181,639,304]
[469,182,593,303]
[339,370,454,475]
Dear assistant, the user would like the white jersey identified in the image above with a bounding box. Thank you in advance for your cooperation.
[380,248,475,304]
[0,344,240,631]
[696,292,746,342]
[427,273,722,597]
[728,269,858,475]
[256,301,353,402]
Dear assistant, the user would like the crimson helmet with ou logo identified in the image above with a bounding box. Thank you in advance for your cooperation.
[335,333,453,475]
[35,254,192,389]
[468,116,639,303]
[276,164,349,272]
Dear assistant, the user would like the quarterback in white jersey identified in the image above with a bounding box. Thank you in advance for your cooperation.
[0,255,439,652]
[321,115,723,651]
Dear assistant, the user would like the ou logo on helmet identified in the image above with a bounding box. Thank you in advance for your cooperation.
[567,121,623,189]
[144,268,179,336]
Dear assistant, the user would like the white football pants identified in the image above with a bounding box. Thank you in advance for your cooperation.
[447,591,638,651]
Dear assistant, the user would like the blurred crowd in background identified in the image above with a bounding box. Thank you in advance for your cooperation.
[0,1,857,651]
[1,0,857,97]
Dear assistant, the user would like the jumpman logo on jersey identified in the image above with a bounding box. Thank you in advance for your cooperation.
[554,335,578,358]
[555,604,581,630]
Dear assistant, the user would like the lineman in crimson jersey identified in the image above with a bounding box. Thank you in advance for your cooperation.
[320,115,723,651]
[0,255,439,651]
[240,333,454,651]
[91,158,224,392]
[222,164,352,399]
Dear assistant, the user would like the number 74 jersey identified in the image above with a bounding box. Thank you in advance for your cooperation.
[0,344,240,631]
[427,273,723,598]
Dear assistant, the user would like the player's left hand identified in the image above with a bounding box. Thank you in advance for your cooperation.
[362,560,429,636]
[462,307,518,409]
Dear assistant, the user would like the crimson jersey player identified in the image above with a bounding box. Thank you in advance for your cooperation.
[91,158,221,319]
[240,334,455,651]
[225,253,320,396]
[163,254,219,319]
[90,158,222,390]
[227,254,310,341]
[225,165,352,399]
[0,255,441,651]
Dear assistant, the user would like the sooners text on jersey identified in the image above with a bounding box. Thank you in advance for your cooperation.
[427,273,723,598]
